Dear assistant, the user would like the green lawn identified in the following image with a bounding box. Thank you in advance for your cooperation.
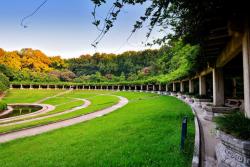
[2,89,66,103]
[0,90,119,133]
[0,90,195,167]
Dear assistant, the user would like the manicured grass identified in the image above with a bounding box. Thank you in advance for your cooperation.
[2,89,66,103]
[0,94,119,133]
[0,91,195,167]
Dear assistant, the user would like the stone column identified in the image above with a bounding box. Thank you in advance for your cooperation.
[39,85,42,89]
[166,84,168,92]
[243,27,250,118]
[10,84,13,89]
[199,76,206,95]
[20,84,23,89]
[95,85,97,90]
[129,86,131,90]
[189,80,194,93]
[55,85,58,90]
[47,85,49,89]
[153,85,155,91]
[135,85,137,90]
[159,85,162,91]
[76,85,78,90]
[112,85,114,90]
[62,85,65,90]
[232,78,237,97]
[82,85,84,90]
[180,82,184,92]
[173,83,176,92]
[141,85,143,90]
[88,86,91,90]
[29,84,33,89]
[146,85,149,91]
[213,68,224,106]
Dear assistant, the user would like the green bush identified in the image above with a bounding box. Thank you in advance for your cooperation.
[0,72,9,92]
[214,112,250,140]
[0,101,7,112]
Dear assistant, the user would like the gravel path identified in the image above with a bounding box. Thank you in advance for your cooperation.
[0,96,128,143]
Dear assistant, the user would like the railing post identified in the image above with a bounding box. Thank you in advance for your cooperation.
[180,116,188,151]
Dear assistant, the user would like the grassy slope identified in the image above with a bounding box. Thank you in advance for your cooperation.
[2,89,65,103]
[0,91,194,167]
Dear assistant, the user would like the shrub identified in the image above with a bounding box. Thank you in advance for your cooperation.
[0,73,9,92]
[214,112,250,140]
[0,101,7,112]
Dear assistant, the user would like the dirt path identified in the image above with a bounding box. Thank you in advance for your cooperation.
[0,96,128,143]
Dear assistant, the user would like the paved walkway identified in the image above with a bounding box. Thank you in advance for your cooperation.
[0,96,128,143]
[190,103,219,167]
[0,99,90,126]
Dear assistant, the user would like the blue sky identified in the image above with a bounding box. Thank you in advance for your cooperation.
[0,0,165,58]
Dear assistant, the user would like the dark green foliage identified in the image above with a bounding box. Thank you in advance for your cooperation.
[214,112,250,140]
[0,73,9,93]
[0,64,14,81]
[0,101,7,112]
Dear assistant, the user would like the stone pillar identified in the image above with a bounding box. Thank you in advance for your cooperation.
[180,82,184,92]
[112,85,114,90]
[29,84,33,89]
[213,68,224,106]
[62,85,65,90]
[10,84,13,89]
[153,85,155,91]
[189,80,194,93]
[173,83,176,92]
[243,27,250,118]
[95,85,97,90]
[20,84,23,89]
[141,85,143,90]
[76,85,78,90]
[82,85,84,90]
[47,85,49,89]
[38,85,42,89]
[166,84,168,92]
[135,85,137,90]
[55,85,58,90]
[146,85,149,91]
[232,78,237,97]
[129,86,131,90]
[88,86,91,90]
[199,76,206,95]
[159,85,162,91]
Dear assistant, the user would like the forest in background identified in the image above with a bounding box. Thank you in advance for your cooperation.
[0,40,199,92]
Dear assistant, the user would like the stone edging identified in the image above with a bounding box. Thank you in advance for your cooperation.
[167,93,201,167]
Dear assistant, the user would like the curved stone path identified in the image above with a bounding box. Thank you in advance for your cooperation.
[0,104,55,124]
[0,99,90,126]
[0,96,128,143]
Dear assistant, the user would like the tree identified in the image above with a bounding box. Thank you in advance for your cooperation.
[0,73,9,93]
